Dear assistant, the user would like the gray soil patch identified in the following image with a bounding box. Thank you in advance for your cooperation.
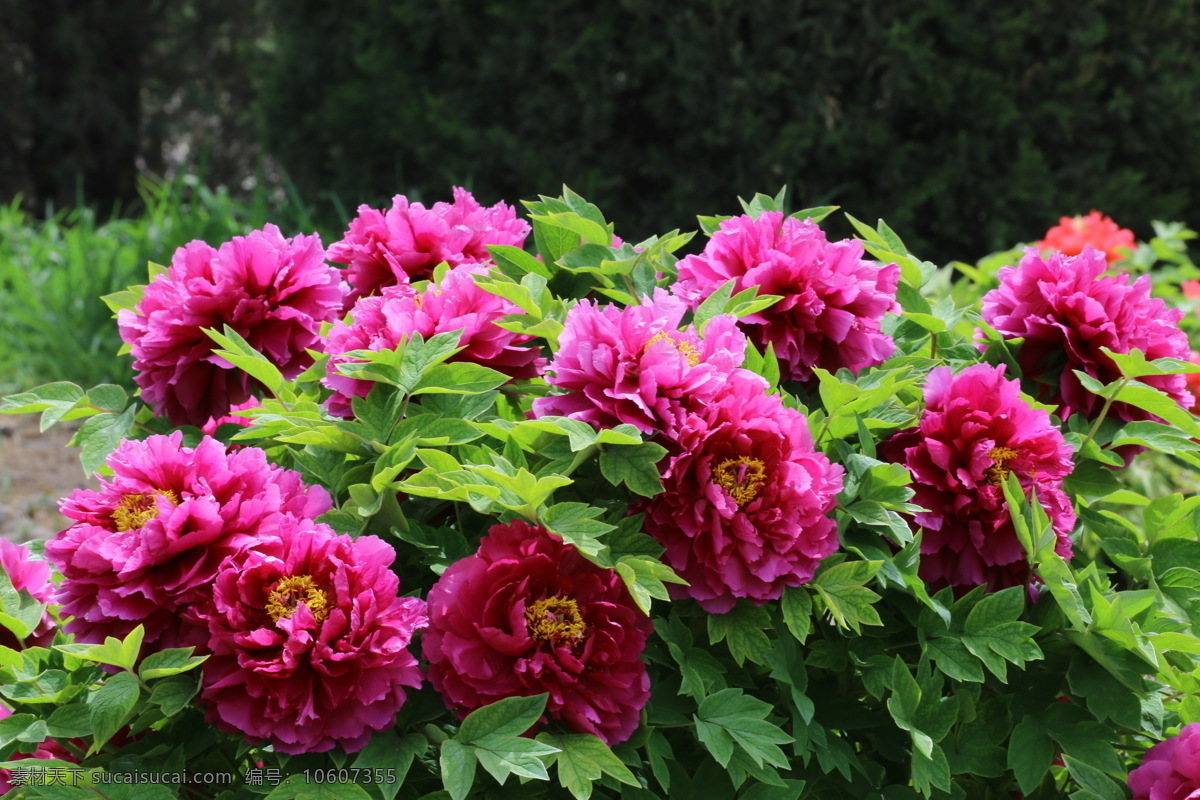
[0,414,98,544]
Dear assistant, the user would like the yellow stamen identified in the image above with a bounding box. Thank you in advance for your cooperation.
[525,596,586,645]
[266,575,330,624]
[643,330,701,367]
[983,446,1019,486]
[111,490,179,532]
[713,457,767,505]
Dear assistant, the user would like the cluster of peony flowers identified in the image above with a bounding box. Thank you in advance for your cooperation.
[330,187,530,306]
[537,291,845,611]
[119,225,343,428]
[44,434,427,754]
[674,211,901,384]
[881,364,1076,591]
[424,520,652,745]
[1128,722,1200,799]
[981,247,1192,426]
[322,263,543,418]
[1036,210,1136,264]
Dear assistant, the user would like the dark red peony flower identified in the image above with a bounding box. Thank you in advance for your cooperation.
[424,520,652,745]
[641,370,844,612]
[880,364,1075,592]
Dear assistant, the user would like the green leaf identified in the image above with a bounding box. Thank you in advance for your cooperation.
[812,561,884,632]
[46,704,92,738]
[540,734,643,800]
[204,325,286,395]
[148,674,199,717]
[265,776,375,800]
[540,503,615,559]
[471,735,558,784]
[353,731,428,800]
[708,603,773,666]
[411,362,510,396]
[614,555,684,614]
[440,740,476,800]
[138,648,208,680]
[488,244,553,279]
[924,637,985,683]
[457,694,548,743]
[88,671,141,753]
[1101,347,1200,379]
[694,689,793,770]
[71,405,137,475]
[598,442,667,497]
[1008,717,1053,794]
[780,587,812,644]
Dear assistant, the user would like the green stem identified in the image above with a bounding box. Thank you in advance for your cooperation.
[1079,377,1128,456]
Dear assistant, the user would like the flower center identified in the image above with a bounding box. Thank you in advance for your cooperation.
[266,575,330,624]
[713,457,767,505]
[110,490,179,532]
[643,330,701,367]
[983,446,1019,486]
[525,596,586,645]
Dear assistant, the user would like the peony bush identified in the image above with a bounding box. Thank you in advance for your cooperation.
[5,187,1200,798]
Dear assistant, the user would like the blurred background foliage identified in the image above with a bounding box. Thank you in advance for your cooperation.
[3,0,1199,260]
[3,0,1200,390]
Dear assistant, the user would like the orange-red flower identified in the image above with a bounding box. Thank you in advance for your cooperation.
[1036,211,1135,264]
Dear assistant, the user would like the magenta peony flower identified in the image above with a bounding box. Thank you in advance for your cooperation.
[424,520,652,745]
[330,187,530,306]
[1129,723,1200,799]
[980,247,1191,423]
[880,364,1075,592]
[532,289,747,437]
[674,211,901,383]
[322,263,544,418]
[0,540,55,650]
[198,516,426,754]
[44,433,331,651]
[640,370,844,612]
[118,224,343,428]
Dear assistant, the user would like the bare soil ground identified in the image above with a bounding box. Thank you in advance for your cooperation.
[0,414,97,544]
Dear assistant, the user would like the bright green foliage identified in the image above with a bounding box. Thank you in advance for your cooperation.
[7,188,1200,800]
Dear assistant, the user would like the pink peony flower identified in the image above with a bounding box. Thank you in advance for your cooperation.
[980,247,1191,424]
[330,187,530,306]
[44,433,331,651]
[880,364,1075,592]
[532,290,747,437]
[322,263,544,418]
[1036,211,1136,264]
[0,540,55,649]
[640,370,844,612]
[424,520,652,745]
[198,516,426,754]
[118,224,343,428]
[1129,723,1200,800]
[674,212,901,383]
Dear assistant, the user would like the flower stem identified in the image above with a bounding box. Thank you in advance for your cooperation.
[1079,377,1127,456]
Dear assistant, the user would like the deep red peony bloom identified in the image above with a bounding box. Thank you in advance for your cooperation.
[674,211,900,383]
[424,520,652,745]
[329,187,530,306]
[880,364,1075,592]
[641,370,844,612]
[0,539,55,650]
[1128,723,1200,800]
[118,225,343,428]
[322,263,543,418]
[1036,211,1136,264]
[199,516,426,754]
[981,247,1191,424]
[532,289,746,437]
[44,433,331,651]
